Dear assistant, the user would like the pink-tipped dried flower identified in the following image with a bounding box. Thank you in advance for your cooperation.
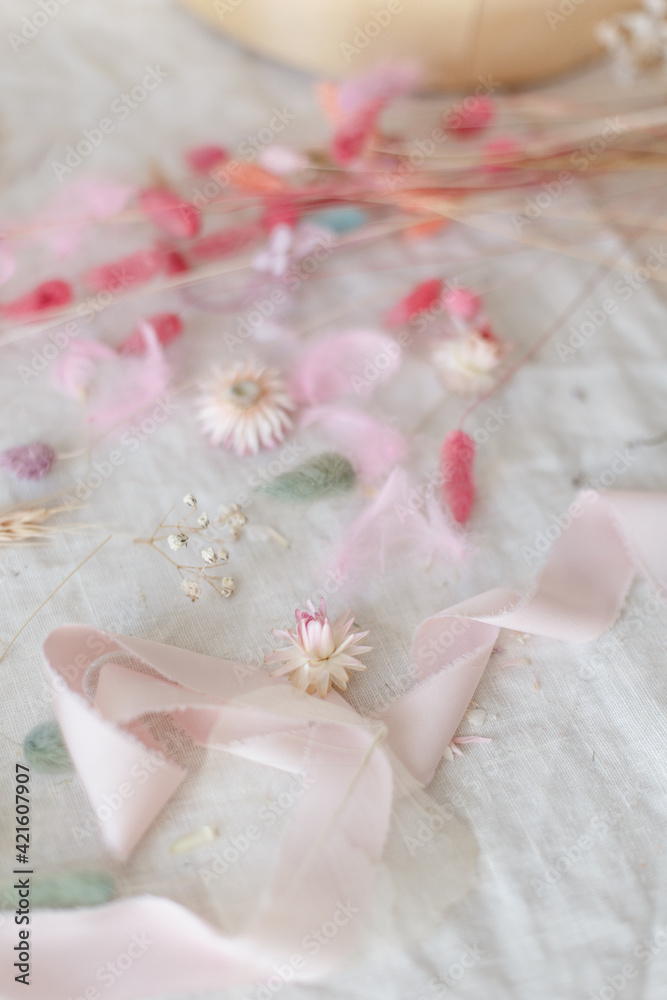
[0,442,56,481]
[265,598,372,698]
[196,361,295,456]
[432,326,505,396]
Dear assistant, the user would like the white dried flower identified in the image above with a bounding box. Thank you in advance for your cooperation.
[168,532,188,550]
[183,493,197,508]
[197,512,210,528]
[181,578,201,601]
[432,326,506,396]
[201,547,217,566]
[217,548,229,564]
[219,577,235,597]
[196,360,295,456]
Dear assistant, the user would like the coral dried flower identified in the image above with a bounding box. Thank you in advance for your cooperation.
[265,598,371,698]
[196,361,295,456]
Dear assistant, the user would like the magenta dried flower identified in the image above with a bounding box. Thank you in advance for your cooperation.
[0,442,57,480]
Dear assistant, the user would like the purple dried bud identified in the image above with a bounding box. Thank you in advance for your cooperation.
[0,442,57,480]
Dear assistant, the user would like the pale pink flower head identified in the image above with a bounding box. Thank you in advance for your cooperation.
[265,598,372,698]
[196,360,295,456]
[433,326,506,396]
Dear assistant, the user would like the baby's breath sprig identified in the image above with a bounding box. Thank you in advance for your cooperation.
[134,493,247,602]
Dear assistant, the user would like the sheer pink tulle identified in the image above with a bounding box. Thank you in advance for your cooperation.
[334,467,466,578]
[337,61,421,114]
[52,339,116,397]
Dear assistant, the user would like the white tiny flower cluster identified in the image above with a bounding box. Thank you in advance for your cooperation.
[596,1,667,79]
[146,493,248,603]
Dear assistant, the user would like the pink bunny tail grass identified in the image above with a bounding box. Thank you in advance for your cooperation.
[441,430,476,525]
[138,188,201,240]
[385,278,442,329]
[1,279,73,319]
[119,313,183,355]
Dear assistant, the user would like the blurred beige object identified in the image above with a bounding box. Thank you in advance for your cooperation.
[182,0,637,89]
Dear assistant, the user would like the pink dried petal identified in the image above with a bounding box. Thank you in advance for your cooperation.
[441,430,476,525]
[1,280,73,319]
[385,278,442,328]
[0,442,56,480]
[139,187,201,239]
[189,223,261,262]
[119,313,183,355]
[445,95,496,139]
[331,99,384,165]
[185,145,228,173]
[338,62,421,114]
[83,248,163,292]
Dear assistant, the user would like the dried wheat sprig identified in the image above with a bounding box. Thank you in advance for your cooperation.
[0,499,93,546]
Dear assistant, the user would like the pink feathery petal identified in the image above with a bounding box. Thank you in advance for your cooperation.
[385,278,442,329]
[1,279,73,319]
[337,62,421,114]
[52,339,116,397]
[290,329,401,405]
[442,286,482,321]
[441,430,476,525]
[300,405,407,485]
[118,313,183,355]
[445,95,496,138]
[138,188,201,240]
[185,145,228,173]
[334,467,465,579]
[331,99,384,165]
[83,248,163,292]
[0,442,56,480]
[188,223,261,262]
[88,324,170,429]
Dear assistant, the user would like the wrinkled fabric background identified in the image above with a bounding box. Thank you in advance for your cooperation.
[0,2,666,998]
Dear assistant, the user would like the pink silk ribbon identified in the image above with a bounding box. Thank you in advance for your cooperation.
[1,489,665,999]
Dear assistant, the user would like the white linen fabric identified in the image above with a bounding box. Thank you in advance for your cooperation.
[0,3,666,999]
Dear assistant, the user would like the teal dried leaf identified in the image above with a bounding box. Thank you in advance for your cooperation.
[253,452,356,502]
[23,720,73,774]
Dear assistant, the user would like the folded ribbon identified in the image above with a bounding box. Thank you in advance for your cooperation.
[1,489,665,999]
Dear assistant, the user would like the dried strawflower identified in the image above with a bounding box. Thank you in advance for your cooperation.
[0,442,56,481]
[265,598,371,698]
[196,361,295,456]
[168,532,188,550]
[432,327,505,396]
[183,493,197,507]
[181,578,201,602]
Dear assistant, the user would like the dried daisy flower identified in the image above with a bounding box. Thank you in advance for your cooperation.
[265,598,372,698]
[432,326,506,396]
[183,493,197,507]
[196,360,295,456]
[181,578,201,602]
[168,532,188,550]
